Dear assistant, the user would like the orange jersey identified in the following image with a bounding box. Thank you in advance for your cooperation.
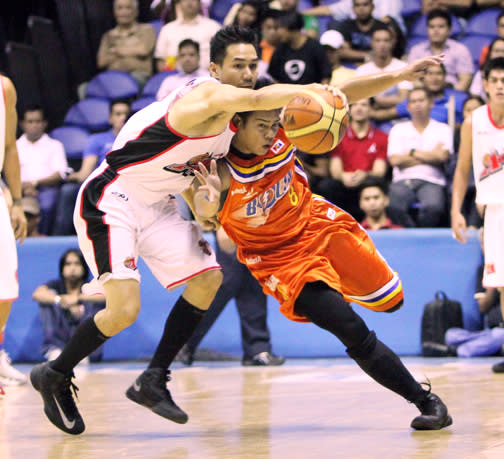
[219,129,403,322]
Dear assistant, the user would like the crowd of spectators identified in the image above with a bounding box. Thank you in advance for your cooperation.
[12,0,504,235]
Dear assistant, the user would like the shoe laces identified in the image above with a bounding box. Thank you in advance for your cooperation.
[56,372,80,412]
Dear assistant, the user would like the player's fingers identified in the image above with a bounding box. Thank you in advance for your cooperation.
[210,159,218,175]
[197,161,209,177]
[194,169,206,185]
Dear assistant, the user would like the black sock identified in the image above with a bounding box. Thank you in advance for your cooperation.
[148,296,206,370]
[50,317,109,375]
[347,332,425,404]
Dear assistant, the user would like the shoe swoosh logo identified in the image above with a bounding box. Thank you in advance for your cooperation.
[53,395,76,430]
[133,380,141,392]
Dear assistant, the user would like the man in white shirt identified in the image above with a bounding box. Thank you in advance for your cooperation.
[157,39,209,100]
[154,0,220,72]
[387,88,452,227]
[355,26,411,109]
[17,105,68,235]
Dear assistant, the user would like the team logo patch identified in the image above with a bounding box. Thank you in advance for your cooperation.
[480,149,504,181]
[163,152,224,177]
[486,263,496,274]
[198,239,212,256]
[271,139,285,154]
[124,257,137,270]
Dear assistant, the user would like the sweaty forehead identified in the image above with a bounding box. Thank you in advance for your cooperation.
[224,43,258,62]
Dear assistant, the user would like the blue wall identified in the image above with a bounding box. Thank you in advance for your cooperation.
[5,229,482,362]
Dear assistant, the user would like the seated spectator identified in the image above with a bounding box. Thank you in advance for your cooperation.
[225,0,262,37]
[21,196,44,238]
[387,88,453,228]
[372,63,468,125]
[156,39,209,100]
[271,0,319,39]
[154,0,220,72]
[259,9,281,65]
[52,101,131,236]
[317,98,388,220]
[470,38,504,102]
[319,30,356,87]
[17,105,68,236]
[268,12,332,84]
[331,0,388,65]
[355,26,412,109]
[359,177,402,230]
[421,0,483,18]
[302,0,406,34]
[478,10,504,68]
[32,249,106,362]
[97,0,156,86]
[408,9,474,92]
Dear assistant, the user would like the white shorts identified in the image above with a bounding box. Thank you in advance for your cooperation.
[74,165,219,290]
[483,204,504,288]
[0,192,18,300]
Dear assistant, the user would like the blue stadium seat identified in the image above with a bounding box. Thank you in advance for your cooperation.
[131,96,156,113]
[142,71,177,97]
[85,70,139,100]
[49,126,91,160]
[319,0,335,5]
[64,98,110,132]
[401,0,422,18]
[298,0,313,10]
[466,8,500,36]
[410,14,463,38]
[406,36,425,53]
[460,35,494,68]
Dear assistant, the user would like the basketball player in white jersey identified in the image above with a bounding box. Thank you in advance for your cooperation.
[30,24,443,435]
[451,57,504,373]
[0,75,28,396]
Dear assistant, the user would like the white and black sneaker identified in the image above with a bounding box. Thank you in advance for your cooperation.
[242,351,286,366]
[0,349,28,386]
[126,368,188,424]
[30,362,84,435]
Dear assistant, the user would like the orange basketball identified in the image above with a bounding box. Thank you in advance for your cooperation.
[281,87,349,154]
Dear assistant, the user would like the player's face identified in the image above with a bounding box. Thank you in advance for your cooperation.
[359,186,388,219]
[114,0,137,25]
[211,43,259,88]
[178,45,200,74]
[483,69,504,103]
[62,252,85,282]
[233,110,281,155]
[349,99,371,122]
[371,30,392,58]
[423,65,445,93]
[427,17,450,45]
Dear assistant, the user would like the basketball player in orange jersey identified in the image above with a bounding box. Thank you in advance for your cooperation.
[193,85,452,431]
[30,22,443,435]
[451,57,504,374]
[0,75,28,398]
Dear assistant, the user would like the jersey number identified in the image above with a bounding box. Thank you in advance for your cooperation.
[288,186,298,206]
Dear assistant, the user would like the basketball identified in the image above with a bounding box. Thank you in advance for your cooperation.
[281,87,349,154]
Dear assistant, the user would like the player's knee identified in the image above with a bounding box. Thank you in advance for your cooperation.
[346,330,377,359]
[383,299,404,314]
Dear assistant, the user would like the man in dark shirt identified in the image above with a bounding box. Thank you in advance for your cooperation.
[359,177,402,230]
[268,12,332,84]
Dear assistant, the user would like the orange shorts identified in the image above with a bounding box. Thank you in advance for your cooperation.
[237,197,404,322]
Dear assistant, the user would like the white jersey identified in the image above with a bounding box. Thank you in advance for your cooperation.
[0,77,6,173]
[471,104,504,204]
[107,76,236,206]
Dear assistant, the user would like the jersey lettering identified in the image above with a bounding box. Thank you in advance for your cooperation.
[246,170,293,217]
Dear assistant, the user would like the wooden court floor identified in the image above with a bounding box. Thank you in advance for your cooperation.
[1,357,504,459]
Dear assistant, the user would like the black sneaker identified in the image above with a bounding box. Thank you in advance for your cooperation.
[30,362,84,435]
[242,352,286,366]
[411,391,453,430]
[126,368,188,424]
[492,360,504,373]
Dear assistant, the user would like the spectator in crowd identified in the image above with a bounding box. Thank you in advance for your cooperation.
[302,0,406,34]
[272,0,319,39]
[319,29,356,87]
[372,63,468,125]
[355,26,412,109]
[478,11,504,68]
[408,9,474,92]
[387,87,453,228]
[331,0,388,65]
[359,177,402,230]
[470,38,504,102]
[178,228,285,366]
[225,1,262,36]
[157,39,209,100]
[421,0,481,17]
[52,101,131,236]
[22,196,43,238]
[268,12,332,84]
[154,0,221,72]
[259,9,281,65]
[32,249,106,362]
[317,98,388,220]
[17,105,68,236]
[97,0,156,86]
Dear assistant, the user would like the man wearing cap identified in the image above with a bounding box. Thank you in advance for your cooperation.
[319,30,356,87]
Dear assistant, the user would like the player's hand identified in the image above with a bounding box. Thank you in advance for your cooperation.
[195,214,221,232]
[194,160,222,204]
[451,210,467,243]
[400,55,445,81]
[10,203,27,243]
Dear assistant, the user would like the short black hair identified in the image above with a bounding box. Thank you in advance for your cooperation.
[210,25,258,65]
[278,11,304,31]
[426,8,452,28]
[22,104,45,119]
[109,99,131,114]
[359,177,389,199]
[371,24,393,38]
[462,95,484,111]
[483,57,504,79]
[261,8,281,23]
[178,38,200,54]
[59,248,89,282]
[487,37,504,63]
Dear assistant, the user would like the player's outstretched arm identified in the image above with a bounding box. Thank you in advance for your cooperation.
[450,117,473,243]
[339,55,444,104]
